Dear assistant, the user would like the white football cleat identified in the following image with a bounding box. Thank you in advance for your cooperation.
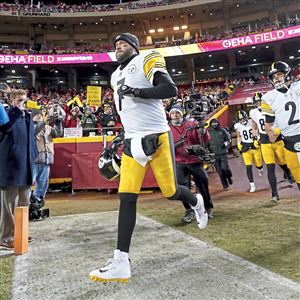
[249,182,256,193]
[89,250,131,283]
[191,194,208,230]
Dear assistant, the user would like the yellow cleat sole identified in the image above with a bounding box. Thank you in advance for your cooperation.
[89,275,129,284]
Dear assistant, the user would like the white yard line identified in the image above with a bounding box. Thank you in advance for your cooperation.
[272,210,300,217]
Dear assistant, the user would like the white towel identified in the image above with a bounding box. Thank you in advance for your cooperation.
[131,137,152,167]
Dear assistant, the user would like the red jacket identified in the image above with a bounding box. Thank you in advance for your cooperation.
[169,119,210,164]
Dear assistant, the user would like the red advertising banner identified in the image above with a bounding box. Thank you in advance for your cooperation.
[199,25,300,52]
[0,52,113,65]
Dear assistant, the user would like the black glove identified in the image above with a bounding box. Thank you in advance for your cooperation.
[117,85,140,99]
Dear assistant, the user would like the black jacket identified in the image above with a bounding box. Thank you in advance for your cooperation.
[0,107,37,187]
[208,126,231,157]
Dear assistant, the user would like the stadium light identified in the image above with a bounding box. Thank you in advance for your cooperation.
[181,25,188,30]
[200,68,205,71]
[173,26,180,31]
[12,70,16,73]
[149,29,155,33]
[158,28,164,33]
[24,65,28,69]
[289,56,294,59]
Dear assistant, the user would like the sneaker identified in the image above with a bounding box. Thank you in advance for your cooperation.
[271,194,280,203]
[191,194,208,230]
[207,208,214,219]
[228,177,233,185]
[89,250,131,283]
[0,241,14,249]
[249,182,256,193]
[258,168,264,177]
[181,209,195,223]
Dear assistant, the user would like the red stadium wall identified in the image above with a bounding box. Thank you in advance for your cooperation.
[51,105,230,190]
[50,136,159,190]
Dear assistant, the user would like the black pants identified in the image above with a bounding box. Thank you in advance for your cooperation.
[176,163,213,210]
[214,155,232,189]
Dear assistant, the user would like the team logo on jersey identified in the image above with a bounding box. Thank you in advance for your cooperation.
[128,64,137,74]
[294,142,300,152]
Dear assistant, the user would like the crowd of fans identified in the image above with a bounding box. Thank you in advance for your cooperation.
[0,80,238,137]
[1,18,299,55]
[0,0,189,13]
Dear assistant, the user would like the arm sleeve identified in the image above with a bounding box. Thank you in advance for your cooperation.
[265,115,275,123]
[139,72,178,99]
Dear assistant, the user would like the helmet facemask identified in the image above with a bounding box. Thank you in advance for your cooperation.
[268,61,291,92]
[237,110,248,125]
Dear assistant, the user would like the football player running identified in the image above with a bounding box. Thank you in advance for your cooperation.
[234,110,263,192]
[89,33,208,283]
[250,92,294,202]
[261,61,300,191]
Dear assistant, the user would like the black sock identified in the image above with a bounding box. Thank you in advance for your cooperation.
[279,164,289,173]
[246,165,254,183]
[266,164,277,195]
[117,193,138,253]
[168,185,197,207]
[182,201,191,210]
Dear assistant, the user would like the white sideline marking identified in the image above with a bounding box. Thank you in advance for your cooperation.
[272,210,300,217]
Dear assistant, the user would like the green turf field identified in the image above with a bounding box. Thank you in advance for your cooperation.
[1,192,299,299]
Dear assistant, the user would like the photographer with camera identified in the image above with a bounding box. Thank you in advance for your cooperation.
[48,100,66,125]
[30,108,63,220]
[0,88,37,248]
[208,118,233,191]
[169,105,213,222]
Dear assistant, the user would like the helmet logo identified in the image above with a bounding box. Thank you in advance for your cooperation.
[294,142,300,152]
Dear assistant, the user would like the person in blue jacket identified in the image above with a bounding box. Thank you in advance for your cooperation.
[0,88,37,249]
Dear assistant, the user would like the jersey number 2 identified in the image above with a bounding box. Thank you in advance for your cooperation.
[285,101,300,125]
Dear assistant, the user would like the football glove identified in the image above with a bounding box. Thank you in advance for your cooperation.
[237,143,243,151]
[117,85,140,99]
[253,139,260,149]
[273,128,281,136]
